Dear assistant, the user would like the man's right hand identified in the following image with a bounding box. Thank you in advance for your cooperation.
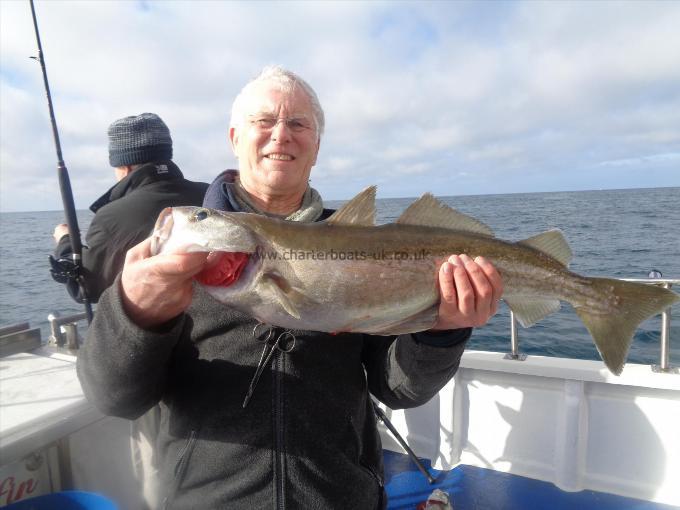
[120,238,208,329]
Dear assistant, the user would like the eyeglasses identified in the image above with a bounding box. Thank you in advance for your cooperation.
[248,115,314,133]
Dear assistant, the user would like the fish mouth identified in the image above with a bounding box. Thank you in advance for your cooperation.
[150,207,174,255]
[195,251,251,287]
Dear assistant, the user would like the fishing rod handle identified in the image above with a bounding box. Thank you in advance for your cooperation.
[58,165,83,257]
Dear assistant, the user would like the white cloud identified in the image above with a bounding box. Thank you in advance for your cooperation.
[596,152,680,168]
[1,0,679,211]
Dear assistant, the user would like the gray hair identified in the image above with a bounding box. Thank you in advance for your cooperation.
[230,65,325,138]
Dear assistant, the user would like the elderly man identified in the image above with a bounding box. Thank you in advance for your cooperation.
[77,67,503,509]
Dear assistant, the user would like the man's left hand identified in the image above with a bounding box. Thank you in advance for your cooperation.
[431,254,503,330]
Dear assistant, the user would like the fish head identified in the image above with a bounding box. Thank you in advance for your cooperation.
[150,206,258,256]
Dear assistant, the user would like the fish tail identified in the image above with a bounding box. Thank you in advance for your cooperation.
[574,278,679,375]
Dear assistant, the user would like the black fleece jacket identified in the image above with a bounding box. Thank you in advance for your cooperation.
[78,284,469,510]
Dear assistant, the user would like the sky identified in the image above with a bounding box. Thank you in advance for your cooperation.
[1,0,679,212]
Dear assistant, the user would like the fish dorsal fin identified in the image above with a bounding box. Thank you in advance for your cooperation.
[396,193,494,236]
[326,186,376,226]
[518,229,572,267]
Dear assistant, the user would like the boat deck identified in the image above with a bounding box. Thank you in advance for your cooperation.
[384,450,679,510]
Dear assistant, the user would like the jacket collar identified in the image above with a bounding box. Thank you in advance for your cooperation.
[203,169,335,220]
[90,161,183,213]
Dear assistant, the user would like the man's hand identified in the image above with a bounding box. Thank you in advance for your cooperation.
[431,254,503,330]
[53,223,69,243]
[120,238,208,329]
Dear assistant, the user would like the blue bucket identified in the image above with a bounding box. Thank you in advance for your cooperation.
[5,491,117,510]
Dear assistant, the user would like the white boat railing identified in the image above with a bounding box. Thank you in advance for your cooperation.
[504,277,679,374]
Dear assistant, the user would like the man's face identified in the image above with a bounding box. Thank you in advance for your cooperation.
[230,82,320,199]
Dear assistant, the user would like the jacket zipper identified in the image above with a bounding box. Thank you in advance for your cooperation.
[274,352,286,510]
[360,461,385,510]
[162,429,197,510]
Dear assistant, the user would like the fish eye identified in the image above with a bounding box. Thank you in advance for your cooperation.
[194,209,210,222]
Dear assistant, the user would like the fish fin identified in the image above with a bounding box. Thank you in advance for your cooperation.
[504,297,561,327]
[396,193,494,236]
[326,186,376,226]
[261,272,303,320]
[573,278,679,375]
[518,229,573,267]
[359,305,439,335]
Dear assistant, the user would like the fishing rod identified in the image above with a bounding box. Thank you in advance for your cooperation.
[30,0,93,325]
[372,400,436,485]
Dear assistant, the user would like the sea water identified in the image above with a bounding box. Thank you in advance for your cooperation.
[1,187,678,365]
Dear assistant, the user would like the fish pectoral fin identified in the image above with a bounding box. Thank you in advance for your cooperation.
[517,230,573,267]
[504,297,561,328]
[260,272,304,320]
[326,186,376,226]
[396,193,494,236]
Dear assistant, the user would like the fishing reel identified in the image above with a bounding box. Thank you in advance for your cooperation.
[48,255,80,284]
[48,255,92,310]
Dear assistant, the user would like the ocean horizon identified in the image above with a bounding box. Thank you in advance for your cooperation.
[2,185,677,215]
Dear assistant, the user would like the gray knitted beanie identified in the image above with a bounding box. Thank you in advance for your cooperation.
[108,113,173,167]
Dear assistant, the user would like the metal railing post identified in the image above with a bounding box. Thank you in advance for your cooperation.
[653,283,677,374]
[504,311,527,361]
[48,313,64,346]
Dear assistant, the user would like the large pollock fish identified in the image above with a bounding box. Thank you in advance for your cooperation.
[150,186,678,375]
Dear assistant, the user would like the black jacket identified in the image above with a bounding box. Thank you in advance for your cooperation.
[54,162,207,302]
[77,172,471,509]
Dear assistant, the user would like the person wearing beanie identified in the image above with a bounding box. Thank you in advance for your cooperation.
[52,112,208,304]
